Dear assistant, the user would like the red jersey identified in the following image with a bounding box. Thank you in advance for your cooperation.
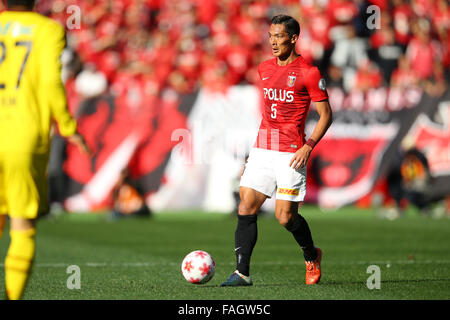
[256,55,328,153]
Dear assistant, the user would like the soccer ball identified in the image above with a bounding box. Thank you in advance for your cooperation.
[181,250,215,284]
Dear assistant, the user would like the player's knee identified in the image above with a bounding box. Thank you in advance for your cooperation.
[277,216,290,227]
[276,209,292,227]
[238,201,259,215]
[10,218,36,232]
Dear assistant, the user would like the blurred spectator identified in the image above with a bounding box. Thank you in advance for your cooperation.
[300,0,333,69]
[392,0,413,46]
[75,67,108,101]
[331,23,369,91]
[411,0,434,19]
[354,59,383,92]
[175,30,204,85]
[432,0,450,35]
[406,18,442,81]
[168,70,196,95]
[200,56,232,93]
[327,0,359,27]
[223,34,251,85]
[435,21,450,73]
[326,64,345,88]
[370,26,405,84]
[386,136,433,218]
[295,19,321,64]
[423,60,448,97]
[352,0,373,37]
[390,54,419,89]
[109,169,151,220]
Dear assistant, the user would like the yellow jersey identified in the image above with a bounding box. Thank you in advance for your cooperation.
[0,11,76,154]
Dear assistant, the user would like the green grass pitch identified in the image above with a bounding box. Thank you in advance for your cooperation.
[0,206,449,300]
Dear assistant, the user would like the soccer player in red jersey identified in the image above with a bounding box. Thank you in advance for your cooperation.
[222,15,332,286]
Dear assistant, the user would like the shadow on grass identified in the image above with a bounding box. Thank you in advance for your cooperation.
[199,278,450,289]
[324,278,450,286]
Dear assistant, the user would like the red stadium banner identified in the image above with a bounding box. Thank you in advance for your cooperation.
[59,85,450,212]
[306,88,450,208]
[62,90,196,212]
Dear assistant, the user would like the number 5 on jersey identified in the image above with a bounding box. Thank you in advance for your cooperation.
[271,103,277,119]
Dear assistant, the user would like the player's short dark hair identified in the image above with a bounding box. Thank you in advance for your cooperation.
[271,14,300,38]
[6,0,35,9]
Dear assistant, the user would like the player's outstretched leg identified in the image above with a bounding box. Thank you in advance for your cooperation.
[221,214,256,287]
[222,187,266,287]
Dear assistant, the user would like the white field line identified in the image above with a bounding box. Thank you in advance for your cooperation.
[0,260,449,268]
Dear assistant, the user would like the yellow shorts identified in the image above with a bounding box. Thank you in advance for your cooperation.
[0,153,49,219]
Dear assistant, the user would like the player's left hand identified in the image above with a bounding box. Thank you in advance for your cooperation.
[68,132,93,157]
[289,145,312,170]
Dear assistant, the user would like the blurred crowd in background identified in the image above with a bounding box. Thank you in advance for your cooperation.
[1,0,449,217]
[1,0,449,103]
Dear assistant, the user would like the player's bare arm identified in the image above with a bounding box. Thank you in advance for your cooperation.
[289,99,332,170]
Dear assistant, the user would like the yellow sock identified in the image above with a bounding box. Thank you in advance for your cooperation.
[5,228,36,300]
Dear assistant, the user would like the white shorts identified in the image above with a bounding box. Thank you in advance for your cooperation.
[239,148,307,202]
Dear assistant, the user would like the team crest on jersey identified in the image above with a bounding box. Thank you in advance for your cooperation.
[318,78,326,91]
[287,75,296,87]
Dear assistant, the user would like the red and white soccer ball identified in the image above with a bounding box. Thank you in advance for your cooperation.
[181,250,215,284]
